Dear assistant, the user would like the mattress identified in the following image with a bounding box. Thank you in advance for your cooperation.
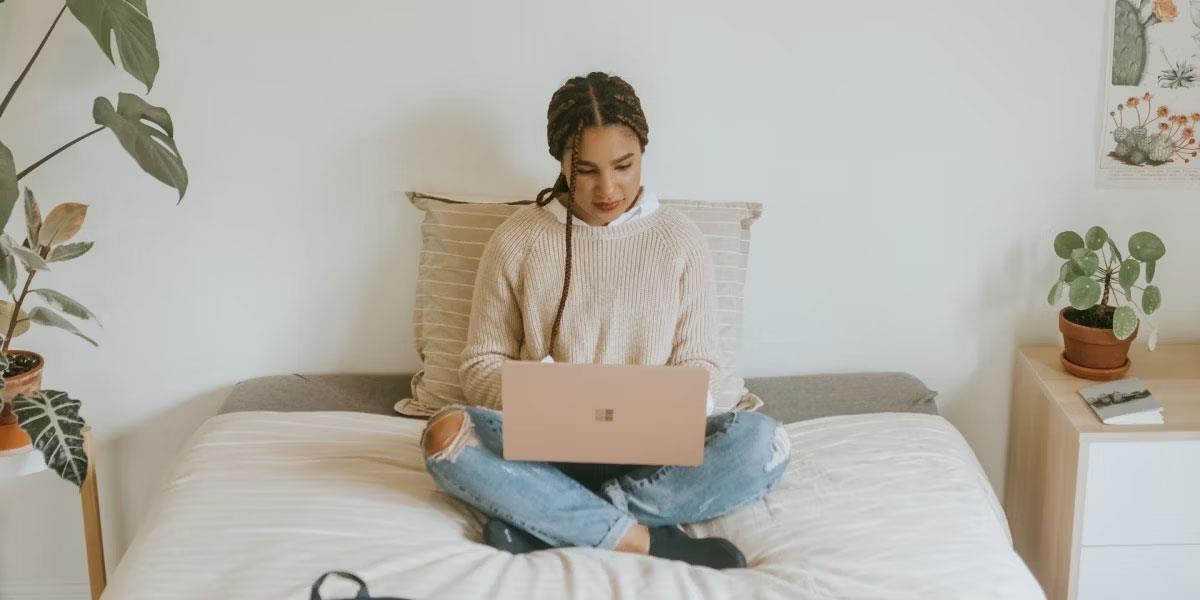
[102,411,1044,599]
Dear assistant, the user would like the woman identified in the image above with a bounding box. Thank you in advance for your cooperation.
[420,72,790,570]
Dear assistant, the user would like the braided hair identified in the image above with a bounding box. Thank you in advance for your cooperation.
[534,72,650,357]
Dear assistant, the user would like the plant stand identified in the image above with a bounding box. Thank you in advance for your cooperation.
[81,425,107,599]
[0,425,106,599]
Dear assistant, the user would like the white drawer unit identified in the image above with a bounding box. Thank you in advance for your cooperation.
[1080,441,1200,547]
[1006,346,1200,600]
[1076,545,1200,600]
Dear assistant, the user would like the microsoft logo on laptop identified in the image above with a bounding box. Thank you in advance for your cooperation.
[594,408,614,422]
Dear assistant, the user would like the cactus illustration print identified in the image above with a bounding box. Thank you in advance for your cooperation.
[1107,92,1199,165]
[1158,50,1199,87]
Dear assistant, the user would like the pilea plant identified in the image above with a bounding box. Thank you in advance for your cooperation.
[1048,227,1165,348]
[0,0,188,486]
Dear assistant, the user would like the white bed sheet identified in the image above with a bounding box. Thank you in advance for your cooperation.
[103,411,1044,599]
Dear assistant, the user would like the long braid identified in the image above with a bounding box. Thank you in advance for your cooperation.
[546,126,583,355]
[535,73,650,357]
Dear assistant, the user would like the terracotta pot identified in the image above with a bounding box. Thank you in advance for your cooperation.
[1058,308,1136,380]
[0,350,44,454]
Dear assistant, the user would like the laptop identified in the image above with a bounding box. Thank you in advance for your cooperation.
[501,361,709,466]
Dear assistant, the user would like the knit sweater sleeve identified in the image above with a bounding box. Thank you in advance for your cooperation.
[667,227,723,386]
[459,223,526,409]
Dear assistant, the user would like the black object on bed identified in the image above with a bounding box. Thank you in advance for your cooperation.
[310,571,413,600]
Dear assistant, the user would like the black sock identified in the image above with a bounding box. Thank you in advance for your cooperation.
[648,526,746,570]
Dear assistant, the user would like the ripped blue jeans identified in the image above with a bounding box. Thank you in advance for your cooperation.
[421,406,791,550]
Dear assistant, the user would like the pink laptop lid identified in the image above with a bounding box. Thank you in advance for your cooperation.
[501,361,709,466]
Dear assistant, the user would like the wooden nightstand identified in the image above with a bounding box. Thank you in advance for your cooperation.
[1006,345,1200,600]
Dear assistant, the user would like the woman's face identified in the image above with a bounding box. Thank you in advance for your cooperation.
[560,124,643,226]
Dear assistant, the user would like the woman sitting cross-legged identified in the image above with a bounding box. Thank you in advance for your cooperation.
[421,72,791,570]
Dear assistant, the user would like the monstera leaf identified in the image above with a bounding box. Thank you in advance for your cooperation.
[0,141,17,233]
[93,94,187,200]
[65,0,159,90]
[12,390,88,487]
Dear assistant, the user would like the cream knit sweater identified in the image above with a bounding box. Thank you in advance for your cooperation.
[459,204,722,409]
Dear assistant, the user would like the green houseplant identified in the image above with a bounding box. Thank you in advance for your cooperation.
[1047,226,1165,380]
[0,0,187,486]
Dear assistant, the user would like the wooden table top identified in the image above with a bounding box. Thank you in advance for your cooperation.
[1020,345,1200,437]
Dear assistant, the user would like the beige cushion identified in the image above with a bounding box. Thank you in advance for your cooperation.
[401,191,763,416]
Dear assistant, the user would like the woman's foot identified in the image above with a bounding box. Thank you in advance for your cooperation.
[482,518,551,554]
[483,519,745,569]
[647,525,746,570]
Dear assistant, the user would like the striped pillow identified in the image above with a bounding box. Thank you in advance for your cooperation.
[400,191,763,417]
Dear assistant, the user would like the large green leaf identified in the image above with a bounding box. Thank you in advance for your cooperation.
[93,94,187,200]
[31,289,101,325]
[1054,231,1085,259]
[0,140,17,234]
[1112,306,1138,340]
[65,0,159,90]
[1128,232,1166,262]
[1142,285,1161,314]
[1068,276,1102,310]
[12,390,88,487]
[28,307,97,346]
[1085,226,1108,251]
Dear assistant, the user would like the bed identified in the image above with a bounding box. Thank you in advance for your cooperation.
[101,372,1044,599]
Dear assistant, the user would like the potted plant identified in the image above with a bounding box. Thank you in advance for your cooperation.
[0,0,187,486]
[1047,226,1165,380]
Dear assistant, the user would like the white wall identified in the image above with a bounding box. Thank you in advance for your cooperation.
[1,0,1197,594]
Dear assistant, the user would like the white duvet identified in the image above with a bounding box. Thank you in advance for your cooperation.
[103,411,1044,600]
